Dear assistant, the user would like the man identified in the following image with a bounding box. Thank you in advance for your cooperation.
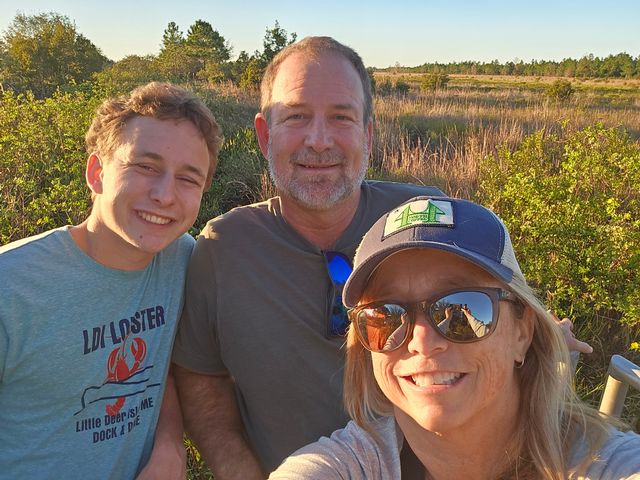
[172,37,592,478]
[171,36,443,478]
[0,82,222,478]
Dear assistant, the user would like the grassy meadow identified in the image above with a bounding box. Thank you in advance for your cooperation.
[185,74,640,477]
[1,74,639,479]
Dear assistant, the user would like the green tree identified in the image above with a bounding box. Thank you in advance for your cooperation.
[156,22,195,82]
[93,55,163,96]
[185,20,231,82]
[0,12,109,98]
[229,50,251,84]
[261,20,297,64]
[238,20,296,89]
[239,56,265,90]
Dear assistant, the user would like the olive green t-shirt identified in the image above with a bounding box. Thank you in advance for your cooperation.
[172,180,444,472]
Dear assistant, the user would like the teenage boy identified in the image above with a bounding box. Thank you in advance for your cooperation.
[0,82,222,479]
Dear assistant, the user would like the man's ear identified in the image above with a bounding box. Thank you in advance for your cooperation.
[254,112,270,159]
[366,118,373,156]
[86,153,104,195]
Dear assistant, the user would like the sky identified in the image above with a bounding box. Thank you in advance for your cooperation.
[1,0,638,68]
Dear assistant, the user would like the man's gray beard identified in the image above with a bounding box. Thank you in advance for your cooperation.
[267,140,369,211]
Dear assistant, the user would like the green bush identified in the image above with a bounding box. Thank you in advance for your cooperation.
[421,72,450,91]
[192,126,266,234]
[477,124,640,329]
[545,79,574,101]
[0,90,100,244]
[376,78,411,97]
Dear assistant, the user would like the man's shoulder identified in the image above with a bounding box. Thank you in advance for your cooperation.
[364,180,445,206]
[200,198,278,238]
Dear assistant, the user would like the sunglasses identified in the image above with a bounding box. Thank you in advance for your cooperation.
[348,287,520,352]
[324,251,353,337]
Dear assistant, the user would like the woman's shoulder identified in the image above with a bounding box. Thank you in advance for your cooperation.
[582,429,640,479]
[269,417,402,480]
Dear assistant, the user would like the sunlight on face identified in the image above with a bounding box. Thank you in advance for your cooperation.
[362,249,530,436]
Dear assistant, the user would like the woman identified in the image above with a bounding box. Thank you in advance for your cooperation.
[270,196,640,479]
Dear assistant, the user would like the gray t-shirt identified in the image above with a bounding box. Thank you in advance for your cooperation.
[269,416,640,479]
[0,227,194,478]
[172,180,444,472]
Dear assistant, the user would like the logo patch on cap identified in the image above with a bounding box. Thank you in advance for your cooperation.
[383,199,454,237]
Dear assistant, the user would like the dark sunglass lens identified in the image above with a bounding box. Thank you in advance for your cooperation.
[325,252,353,337]
[325,252,352,285]
[431,291,494,341]
[357,304,408,352]
[329,307,349,336]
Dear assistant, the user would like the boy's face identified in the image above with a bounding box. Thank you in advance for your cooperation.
[87,116,209,269]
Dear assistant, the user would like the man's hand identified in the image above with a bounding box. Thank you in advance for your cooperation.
[136,443,186,480]
[550,311,593,354]
[136,372,187,480]
[173,364,264,480]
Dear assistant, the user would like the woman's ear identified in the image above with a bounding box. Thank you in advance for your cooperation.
[514,305,535,363]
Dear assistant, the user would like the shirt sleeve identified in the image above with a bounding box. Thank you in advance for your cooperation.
[585,430,640,479]
[172,232,226,374]
[269,418,401,480]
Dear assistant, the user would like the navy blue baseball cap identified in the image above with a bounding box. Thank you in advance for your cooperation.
[343,196,526,308]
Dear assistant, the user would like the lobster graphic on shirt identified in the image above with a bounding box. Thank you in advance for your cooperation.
[104,336,147,415]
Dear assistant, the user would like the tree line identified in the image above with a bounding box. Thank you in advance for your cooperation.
[394,53,639,79]
[0,12,296,98]
[1,11,638,101]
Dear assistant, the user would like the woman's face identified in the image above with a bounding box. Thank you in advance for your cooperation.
[364,249,532,435]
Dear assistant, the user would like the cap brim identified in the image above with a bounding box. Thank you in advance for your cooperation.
[343,241,514,308]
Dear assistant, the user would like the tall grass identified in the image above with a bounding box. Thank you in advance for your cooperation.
[370,82,640,200]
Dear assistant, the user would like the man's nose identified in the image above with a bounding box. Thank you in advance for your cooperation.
[304,117,333,152]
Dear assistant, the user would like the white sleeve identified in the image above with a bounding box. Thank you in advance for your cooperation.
[268,418,401,480]
[584,430,640,479]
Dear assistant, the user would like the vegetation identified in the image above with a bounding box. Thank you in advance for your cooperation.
[420,72,450,91]
[393,52,639,79]
[0,12,109,98]
[545,79,575,101]
[1,10,639,477]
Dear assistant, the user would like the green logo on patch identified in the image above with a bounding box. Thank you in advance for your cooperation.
[383,199,454,236]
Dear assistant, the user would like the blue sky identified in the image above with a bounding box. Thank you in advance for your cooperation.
[1,1,638,68]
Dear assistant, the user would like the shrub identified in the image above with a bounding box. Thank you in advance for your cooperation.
[545,79,574,101]
[421,72,450,91]
[192,126,266,234]
[477,124,640,329]
[0,90,100,244]
[394,79,410,96]
[376,78,410,97]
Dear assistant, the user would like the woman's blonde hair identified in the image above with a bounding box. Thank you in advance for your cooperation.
[343,252,613,479]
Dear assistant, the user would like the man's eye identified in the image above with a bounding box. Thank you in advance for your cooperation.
[335,114,356,122]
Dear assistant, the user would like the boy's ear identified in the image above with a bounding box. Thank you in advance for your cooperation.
[86,153,103,195]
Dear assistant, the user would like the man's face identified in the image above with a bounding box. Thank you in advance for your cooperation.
[88,116,209,268]
[257,52,372,210]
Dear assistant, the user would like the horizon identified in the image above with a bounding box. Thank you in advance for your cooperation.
[1,1,639,69]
